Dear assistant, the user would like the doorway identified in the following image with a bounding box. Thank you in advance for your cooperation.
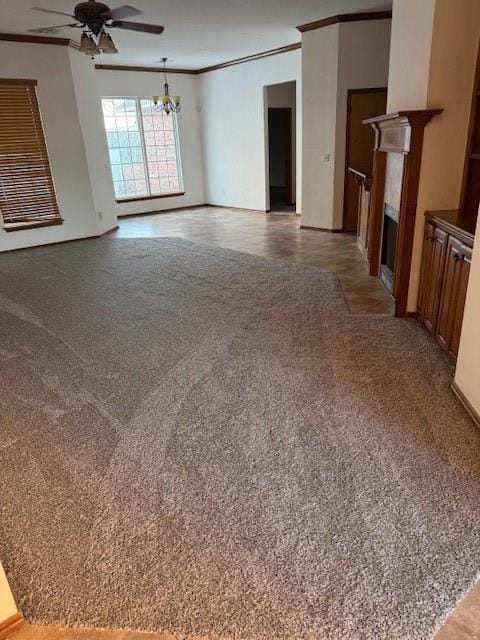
[266,81,296,213]
[268,108,292,208]
[343,88,387,231]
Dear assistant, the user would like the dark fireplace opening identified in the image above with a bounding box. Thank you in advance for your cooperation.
[380,204,398,293]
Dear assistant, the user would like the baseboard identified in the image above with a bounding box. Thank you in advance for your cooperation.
[207,203,268,213]
[0,614,25,640]
[122,202,269,215]
[451,381,480,429]
[300,225,344,232]
[406,311,418,319]
[118,203,209,218]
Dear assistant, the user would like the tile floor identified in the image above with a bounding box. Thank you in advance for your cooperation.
[8,206,479,640]
[112,206,395,315]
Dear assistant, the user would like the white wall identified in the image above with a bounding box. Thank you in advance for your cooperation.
[199,49,302,213]
[0,42,104,252]
[301,19,391,229]
[267,81,297,203]
[455,217,480,416]
[301,24,339,228]
[386,0,435,112]
[96,68,205,217]
[386,0,480,311]
[69,50,118,234]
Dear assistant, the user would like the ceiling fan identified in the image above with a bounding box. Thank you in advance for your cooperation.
[29,0,164,54]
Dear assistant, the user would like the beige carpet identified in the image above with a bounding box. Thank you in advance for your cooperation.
[1,237,480,640]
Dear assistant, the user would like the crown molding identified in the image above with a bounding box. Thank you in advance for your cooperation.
[198,42,301,73]
[96,42,301,75]
[297,10,392,33]
[95,63,198,74]
[0,32,79,47]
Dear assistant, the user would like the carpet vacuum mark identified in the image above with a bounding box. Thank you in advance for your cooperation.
[0,237,479,640]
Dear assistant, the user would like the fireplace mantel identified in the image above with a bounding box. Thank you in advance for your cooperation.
[362,108,443,316]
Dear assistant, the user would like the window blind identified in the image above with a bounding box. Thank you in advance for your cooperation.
[0,79,62,227]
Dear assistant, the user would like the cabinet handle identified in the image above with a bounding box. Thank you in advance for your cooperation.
[452,252,462,262]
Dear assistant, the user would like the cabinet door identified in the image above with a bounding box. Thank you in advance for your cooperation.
[436,237,471,359]
[450,244,472,357]
[418,223,447,334]
[417,224,434,321]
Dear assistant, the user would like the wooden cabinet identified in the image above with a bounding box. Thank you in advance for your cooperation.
[418,223,447,334]
[417,211,475,360]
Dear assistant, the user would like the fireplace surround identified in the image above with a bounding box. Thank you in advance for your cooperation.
[363,109,442,316]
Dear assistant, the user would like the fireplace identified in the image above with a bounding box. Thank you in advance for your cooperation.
[363,109,442,316]
[380,204,398,293]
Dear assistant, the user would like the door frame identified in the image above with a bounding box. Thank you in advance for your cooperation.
[267,107,293,206]
[342,87,388,231]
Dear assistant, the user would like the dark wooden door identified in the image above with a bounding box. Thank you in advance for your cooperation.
[343,88,387,231]
[436,237,472,359]
[418,222,448,334]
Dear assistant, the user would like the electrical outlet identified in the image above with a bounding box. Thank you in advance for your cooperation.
[324,153,331,162]
[98,211,103,220]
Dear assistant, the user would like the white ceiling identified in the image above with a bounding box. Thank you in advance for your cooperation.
[0,0,392,69]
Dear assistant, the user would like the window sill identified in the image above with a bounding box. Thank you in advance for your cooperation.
[115,192,185,204]
[3,218,63,232]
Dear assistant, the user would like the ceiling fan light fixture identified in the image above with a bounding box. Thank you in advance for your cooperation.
[79,31,100,55]
[98,30,118,53]
[31,2,166,55]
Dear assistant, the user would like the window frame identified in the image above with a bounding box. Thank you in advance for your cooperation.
[101,96,185,204]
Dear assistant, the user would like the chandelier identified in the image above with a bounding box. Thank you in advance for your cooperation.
[153,58,182,114]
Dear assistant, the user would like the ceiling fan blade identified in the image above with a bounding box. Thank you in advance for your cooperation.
[32,7,76,19]
[110,20,164,34]
[28,23,77,33]
[109,5,143,20]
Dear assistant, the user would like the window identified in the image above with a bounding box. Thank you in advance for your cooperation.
[0,79,62,231]
[102,98,183,202]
